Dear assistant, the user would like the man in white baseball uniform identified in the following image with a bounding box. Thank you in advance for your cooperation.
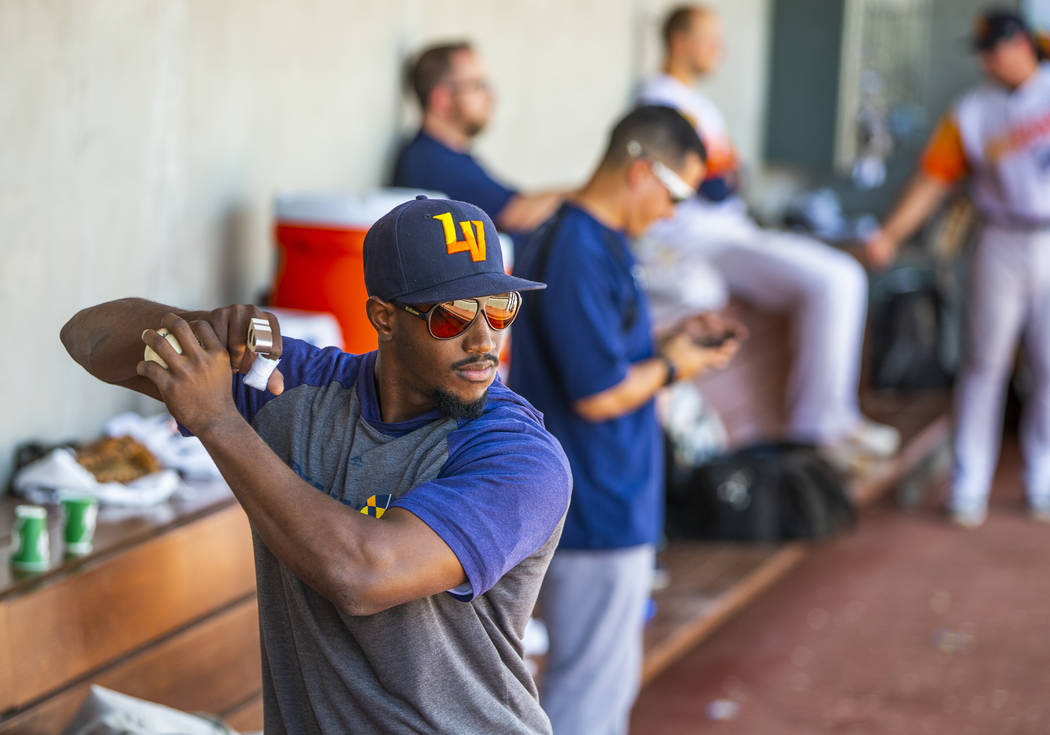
[637,4,899,461]
[867,8,1050,527]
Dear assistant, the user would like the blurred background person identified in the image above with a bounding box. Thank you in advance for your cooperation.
[865,7,1050,528]
[393,42,570,244]
[509,105,741,735]
[637,3,900,466]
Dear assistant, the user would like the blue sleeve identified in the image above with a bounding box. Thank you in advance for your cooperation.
[442,161,517,222]
[230,337,360,425]
[533,227,633,401]
[393,139,517,221]
[391,401,571,600]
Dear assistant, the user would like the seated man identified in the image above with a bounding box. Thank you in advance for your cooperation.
[60,197,571,734]
[393,41,569,243]
[637,4,899,459]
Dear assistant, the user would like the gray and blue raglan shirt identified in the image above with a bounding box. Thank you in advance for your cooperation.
[229,338,571,734]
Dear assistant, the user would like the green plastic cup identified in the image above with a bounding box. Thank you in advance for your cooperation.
[61,495,99,555]
[11,505,50,572]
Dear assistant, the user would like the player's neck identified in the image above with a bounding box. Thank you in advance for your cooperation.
[571,174,627,232]
[663,58,698,87]
[422,115,472,152]
[372,351,436,424]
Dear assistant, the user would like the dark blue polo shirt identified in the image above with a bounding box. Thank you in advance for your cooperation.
[508,203,663,550]
[392,130,518,222]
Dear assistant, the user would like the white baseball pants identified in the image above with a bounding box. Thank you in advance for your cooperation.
[952,225,1050,510]
[642,199,867,443]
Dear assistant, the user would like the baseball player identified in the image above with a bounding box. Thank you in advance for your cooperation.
[638,5,900,463]
[866,8,1050,527]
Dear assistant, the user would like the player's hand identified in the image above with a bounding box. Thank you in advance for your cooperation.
[674,311,749,347]
[137,315,246,437]
[864,230,898,270]
[196,304,284,394]
[661,328,741,382]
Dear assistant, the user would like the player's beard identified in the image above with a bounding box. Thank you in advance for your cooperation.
[433,387,488,420]
[461,118,486,138]
[453,104,488,139]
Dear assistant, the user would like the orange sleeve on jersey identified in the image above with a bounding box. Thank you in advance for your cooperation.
[920,115,969,184]
[703,142,739,179]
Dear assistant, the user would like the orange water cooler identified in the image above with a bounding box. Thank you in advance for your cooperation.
[271,190,436,355]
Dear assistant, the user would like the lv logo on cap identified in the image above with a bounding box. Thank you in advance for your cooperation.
[433,212,487,263]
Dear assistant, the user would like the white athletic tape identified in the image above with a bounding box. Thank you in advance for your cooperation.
[244,354,280,391]
[143,328,183,369]
[144,320,278,390]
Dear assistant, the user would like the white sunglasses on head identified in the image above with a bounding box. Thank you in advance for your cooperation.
[626,139,696,204]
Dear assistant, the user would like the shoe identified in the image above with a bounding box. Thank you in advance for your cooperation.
[842,418,901,458]
[651,562,671,592]
[948,504,987,529]
[817,439,870,476]
[1028,498,1050,523]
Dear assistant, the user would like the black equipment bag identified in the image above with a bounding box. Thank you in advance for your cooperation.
[868,261,958,391]
[665,441,855,542]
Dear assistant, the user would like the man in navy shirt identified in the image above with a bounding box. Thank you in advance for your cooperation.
[510,106,741,734]
[393,42,569,242]
[61,197,572,734]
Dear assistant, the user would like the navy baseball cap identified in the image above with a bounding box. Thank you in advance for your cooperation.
[971,8,1030,51]
[363,196,545,304]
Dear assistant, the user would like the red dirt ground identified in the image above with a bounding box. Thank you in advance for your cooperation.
[632,439,1050,735]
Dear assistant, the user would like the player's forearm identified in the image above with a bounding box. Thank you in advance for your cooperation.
[496,191,567,232]
[195,416,418,616]
[61,298,198,384]
[573,358,668,422]
[881,174,951,246]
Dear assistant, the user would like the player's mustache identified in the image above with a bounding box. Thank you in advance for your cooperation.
[452,354,499,369]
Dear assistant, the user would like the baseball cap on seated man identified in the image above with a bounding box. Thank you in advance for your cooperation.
[971,8,1032,51]
[364,196,546,304]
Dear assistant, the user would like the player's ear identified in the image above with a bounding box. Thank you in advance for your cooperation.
[366,297,397,342]
[626,158,649,191]
[428,83,452,115]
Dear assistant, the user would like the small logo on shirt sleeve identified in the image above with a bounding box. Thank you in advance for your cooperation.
[359,493,393,518]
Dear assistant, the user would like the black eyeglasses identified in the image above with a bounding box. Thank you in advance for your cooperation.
[396,292,522,340]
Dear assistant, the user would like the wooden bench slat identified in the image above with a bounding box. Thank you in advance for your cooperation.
[0,596,261,734]
[0,502,255,711]
[223,692,265,733]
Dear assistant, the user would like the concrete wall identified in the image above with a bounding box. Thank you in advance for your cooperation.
[0,0,770,487]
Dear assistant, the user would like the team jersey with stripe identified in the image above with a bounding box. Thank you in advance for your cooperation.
[637,73,741,202]
[229,338,570,734]
[921,62,1050,226]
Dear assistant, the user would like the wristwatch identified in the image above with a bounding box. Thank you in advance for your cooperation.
[658,354,677,386]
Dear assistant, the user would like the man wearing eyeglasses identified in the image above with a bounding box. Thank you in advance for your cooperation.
[637,4,900,465]
[509,105,742,735]
[393,42,569,242]
[59,196,572,734]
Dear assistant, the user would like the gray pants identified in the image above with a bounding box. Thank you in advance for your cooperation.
[538,545,655,735]
[953,225,1050,510]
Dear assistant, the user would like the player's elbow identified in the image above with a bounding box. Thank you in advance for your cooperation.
[59,317,84,366]
[328,537,401,617]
